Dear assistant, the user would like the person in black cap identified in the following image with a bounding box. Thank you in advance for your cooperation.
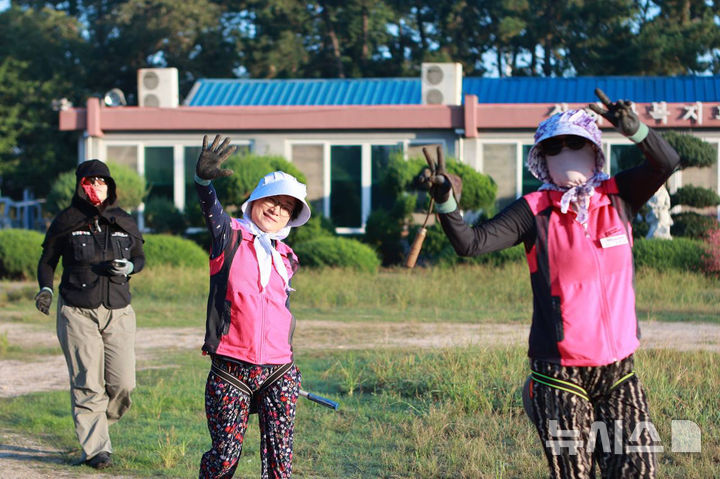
[35,159,144,469]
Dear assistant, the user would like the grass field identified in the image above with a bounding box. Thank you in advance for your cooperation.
[1,264,719,477]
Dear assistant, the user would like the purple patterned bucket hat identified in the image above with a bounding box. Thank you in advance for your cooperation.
[527,109,606,183]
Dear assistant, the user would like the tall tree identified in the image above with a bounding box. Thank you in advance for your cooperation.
[0,6,84,198]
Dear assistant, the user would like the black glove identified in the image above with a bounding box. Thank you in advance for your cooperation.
[106,258,134,276]
[35,288,53,315]
[416,146,462,204]
[589,88,640,137]
[196,134,237,181]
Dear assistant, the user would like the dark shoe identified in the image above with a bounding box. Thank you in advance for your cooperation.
[86,451,112,469]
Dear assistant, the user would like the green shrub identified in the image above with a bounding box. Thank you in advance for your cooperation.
[293,237,380,272]
[386,152,497,213]
[661,130,716,169]
[45,169,76,215]
[671,212,719,238]
[670,185,720,209]
[109,162,147,210]
[143,234,207,269]
[45,161,147,214]
[144,197,187,234]
[366,152,497,265]
[0,229,44,279]
[286,208,335,247]
[446,161,497,214]
[213,154,307,209]
[633,237,706,271]
[363,194,416,265]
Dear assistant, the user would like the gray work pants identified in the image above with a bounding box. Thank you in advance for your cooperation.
[57,296,136,460]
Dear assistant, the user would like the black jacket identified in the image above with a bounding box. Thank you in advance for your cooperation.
[37,160,145,309]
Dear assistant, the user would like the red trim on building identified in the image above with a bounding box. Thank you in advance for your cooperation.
[59,99,720,136]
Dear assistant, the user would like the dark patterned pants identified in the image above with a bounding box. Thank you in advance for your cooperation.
[199,357,301,479]
[527,355,658,479]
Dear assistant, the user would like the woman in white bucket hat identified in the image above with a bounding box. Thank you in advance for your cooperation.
[194,135,310,479]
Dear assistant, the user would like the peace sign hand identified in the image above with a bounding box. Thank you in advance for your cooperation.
[196,134,237,180]
[589,88,641,137]
[416,146,462,204]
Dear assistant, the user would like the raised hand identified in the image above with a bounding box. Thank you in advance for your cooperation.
[417,146,462,204]
[196,134,237,180]
[589,88,640,137]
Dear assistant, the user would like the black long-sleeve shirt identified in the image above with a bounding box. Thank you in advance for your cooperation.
[439,128,681,256]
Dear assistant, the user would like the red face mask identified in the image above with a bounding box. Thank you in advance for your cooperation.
[81,177,108,206]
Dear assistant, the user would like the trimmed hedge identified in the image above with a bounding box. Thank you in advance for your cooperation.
[293,237,380,272]
[143,234,208,269]
[0,229,45,279]
[661,130,716,169]
[633,237,706,271]
[671,212,719,238]
[144,197,188,234]
[670,185,720,209]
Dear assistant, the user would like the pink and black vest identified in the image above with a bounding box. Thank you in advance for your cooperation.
[523,178,639,367]
[203,221,298,365]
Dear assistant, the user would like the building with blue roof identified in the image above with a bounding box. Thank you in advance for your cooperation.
[60,65,720,232]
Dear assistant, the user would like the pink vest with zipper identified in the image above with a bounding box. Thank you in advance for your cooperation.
[211,221,297,365]
[523,178,639,367]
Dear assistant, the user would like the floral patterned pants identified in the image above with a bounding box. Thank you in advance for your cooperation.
[199,356,301,479]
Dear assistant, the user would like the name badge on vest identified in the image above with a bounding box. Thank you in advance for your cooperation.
[600,234,629,248]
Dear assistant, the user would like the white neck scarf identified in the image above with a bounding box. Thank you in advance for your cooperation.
[539,171,609,225]
[237,218,293,292]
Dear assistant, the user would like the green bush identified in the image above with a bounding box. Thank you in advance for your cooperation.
[661,130,716,169]
[286,208,335,247]
[45,170,76,215]
[633,237,706,271]
[144,197,188,234]
[213,154,307,209]
[0,229,44,279]
[109,162,147,210]
[293,237,380,272]
[143,234,207,269]
[363,194,416,265]
[670,185,720,209]
[384,152,497,213]
[45,161,147,214]
[671,212,719,238]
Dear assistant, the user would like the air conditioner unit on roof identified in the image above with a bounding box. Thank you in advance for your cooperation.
[138,67,179,108]
[421,63,463,106]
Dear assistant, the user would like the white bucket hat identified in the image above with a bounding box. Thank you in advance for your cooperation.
[241,171,311,227]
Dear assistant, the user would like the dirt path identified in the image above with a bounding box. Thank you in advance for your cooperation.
[1,319,719,477]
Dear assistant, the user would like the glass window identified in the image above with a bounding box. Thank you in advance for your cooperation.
[144,147,174,201]
[106,145,138,171]
[330,145,362,228]
[521,144,542,194]
[292,144,325,213]
[371,144,402,210]
[609,144,643,175]
[483,143,517,209]
[407,142,443,161]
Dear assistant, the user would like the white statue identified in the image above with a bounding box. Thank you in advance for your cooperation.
[645,184,673,240]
